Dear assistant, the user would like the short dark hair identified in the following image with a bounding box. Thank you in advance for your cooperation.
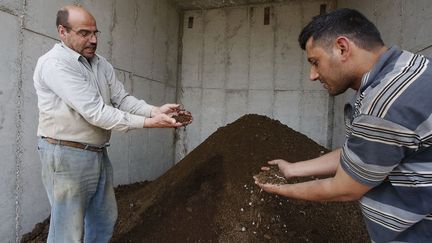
[56,8,69,28]
[298,8,384,51]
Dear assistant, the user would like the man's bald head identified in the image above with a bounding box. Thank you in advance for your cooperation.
[56,4,95,28]
[56,4,98,59]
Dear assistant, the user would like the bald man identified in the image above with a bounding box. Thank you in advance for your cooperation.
[33,4,191,242]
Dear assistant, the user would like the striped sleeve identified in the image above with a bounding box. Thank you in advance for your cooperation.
[341,114,420,187]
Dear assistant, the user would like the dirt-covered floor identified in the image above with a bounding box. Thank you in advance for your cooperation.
[22,114,369,243]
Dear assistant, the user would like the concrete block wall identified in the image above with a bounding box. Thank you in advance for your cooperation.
[176,0,432,160]
[0,0,179,241]
[0,1,22,241]
[176,1,337,161]
[332,0,432,148]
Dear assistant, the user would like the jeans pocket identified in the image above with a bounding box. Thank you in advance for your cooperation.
[53,149,64,173]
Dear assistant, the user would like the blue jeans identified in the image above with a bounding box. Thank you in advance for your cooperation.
[38,138,117,243]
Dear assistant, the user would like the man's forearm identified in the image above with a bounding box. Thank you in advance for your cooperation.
[118,96,154,117]
[276,177,357,202]
[276,178,337,201]
[263,162,371,202]
[290,148,342,177]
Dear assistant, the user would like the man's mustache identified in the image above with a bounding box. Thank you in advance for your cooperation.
[86,44,97,49]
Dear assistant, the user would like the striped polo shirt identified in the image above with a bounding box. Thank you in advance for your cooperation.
[341,46,432,242]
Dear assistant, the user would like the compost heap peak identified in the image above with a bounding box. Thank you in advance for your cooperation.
[22,114,369,243]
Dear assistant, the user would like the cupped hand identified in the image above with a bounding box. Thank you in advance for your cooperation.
[151,104,181,117]
[262,159,294,179]
[253,176,285,195]
[144,113,184,128]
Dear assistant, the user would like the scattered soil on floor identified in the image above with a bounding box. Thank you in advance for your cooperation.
[21,114,369,243]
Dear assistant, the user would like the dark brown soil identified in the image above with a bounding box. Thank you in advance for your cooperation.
[173,113,192,124]
[21,114,369,243]
[254,166,288,185]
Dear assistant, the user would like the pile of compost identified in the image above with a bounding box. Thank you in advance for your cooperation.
[22,114,369,243]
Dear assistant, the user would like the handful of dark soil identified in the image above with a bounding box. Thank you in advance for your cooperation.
[173,113,192,124]
[172,107,193,125]
[254,166,287,185]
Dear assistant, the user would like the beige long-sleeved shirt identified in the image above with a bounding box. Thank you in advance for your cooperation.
[34,43,153,145]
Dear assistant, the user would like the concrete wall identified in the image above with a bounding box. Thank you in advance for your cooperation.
[176,0,432,160]
[0,1,22,241]
[332,0,432,148]
[176,0,336,161]
[0,0,179,241]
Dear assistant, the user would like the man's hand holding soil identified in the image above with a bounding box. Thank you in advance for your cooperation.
[254,149,371,202]
[253,160,292,195]
[145,104,193,128]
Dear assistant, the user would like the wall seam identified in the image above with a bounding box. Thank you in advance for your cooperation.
[107,0,115,62]
[0,7,19,16]
[175,11,184,105]
[399,0,404,48]
[21,28,58,41]
[298,1,305,132]
[223,8,229,125]
[14,0,26,241]
[151,0,157,82]
[166,1,177,165]
[174,8,184,163]
[271,5,277,119]
[127,73,132,183]
[198,10,205,142]
[246,6,251,113]
[128,0,139,183]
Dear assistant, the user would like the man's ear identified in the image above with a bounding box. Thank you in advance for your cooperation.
[334,36,350,61]
[58,25,67,39]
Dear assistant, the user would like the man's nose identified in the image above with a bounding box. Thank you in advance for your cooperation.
[309,67,319,81]
[89,34,97,44]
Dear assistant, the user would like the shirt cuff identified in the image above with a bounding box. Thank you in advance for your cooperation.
[138,104,154,118]
[129,113,146,129]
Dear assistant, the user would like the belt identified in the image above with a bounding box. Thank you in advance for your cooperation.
[42,137,105,152]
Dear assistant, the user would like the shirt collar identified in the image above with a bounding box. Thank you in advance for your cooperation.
[359,45,403,92]
[59,41,99,65]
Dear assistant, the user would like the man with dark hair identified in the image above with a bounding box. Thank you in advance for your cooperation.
[255,8,432,242]
[34,4,191,242]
